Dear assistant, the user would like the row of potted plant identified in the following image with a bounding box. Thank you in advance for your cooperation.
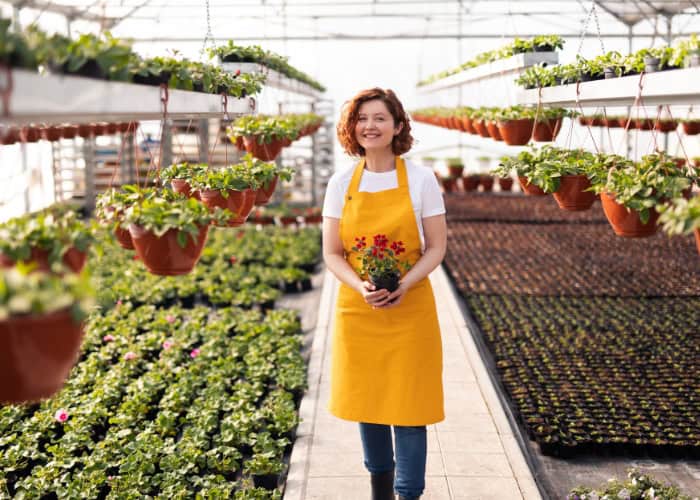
[412,105,572,145]
[1,121,139,146]
[0,301,304,497]
[494,145,696,237]
[208,41,326,92]
[228,113,324,161]
[577,113,700,136]
[417,34,564,86]
[516,34,700,89]
[0,19,265,98]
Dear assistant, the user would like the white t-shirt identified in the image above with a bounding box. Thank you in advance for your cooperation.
[322,159,446,251]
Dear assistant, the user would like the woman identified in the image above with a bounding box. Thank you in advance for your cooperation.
[321,87,447,500]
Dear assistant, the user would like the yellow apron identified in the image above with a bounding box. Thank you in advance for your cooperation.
[328,157,444,426]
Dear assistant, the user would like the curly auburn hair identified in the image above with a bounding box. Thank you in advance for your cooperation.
[336,88,413,157]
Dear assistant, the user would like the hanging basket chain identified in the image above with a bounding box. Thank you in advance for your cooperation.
[156,83,170,181]
[200,0,216,59]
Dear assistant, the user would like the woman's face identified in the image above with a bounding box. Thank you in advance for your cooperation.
[354,99,401,153]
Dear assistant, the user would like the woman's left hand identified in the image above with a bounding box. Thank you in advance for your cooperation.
[375,281,409,308]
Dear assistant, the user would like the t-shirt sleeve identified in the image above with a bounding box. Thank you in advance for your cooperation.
[421,169,446,218]
[322,173,344,218]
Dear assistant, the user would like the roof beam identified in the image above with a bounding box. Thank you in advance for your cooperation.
[5,0,118,23]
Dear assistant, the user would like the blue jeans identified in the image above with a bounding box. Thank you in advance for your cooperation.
[359,422,427,498]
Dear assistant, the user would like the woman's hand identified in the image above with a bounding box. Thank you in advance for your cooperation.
[358,280,391,307]
[375,281,409,308]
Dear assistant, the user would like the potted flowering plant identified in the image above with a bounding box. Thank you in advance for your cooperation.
[0,266,94,403]
[352,234,411,292]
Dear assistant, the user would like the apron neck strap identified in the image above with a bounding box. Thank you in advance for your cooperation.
[347,157,407,197]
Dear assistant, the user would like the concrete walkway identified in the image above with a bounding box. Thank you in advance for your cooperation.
[284,266,543,500]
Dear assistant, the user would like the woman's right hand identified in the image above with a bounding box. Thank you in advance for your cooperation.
[358,280,390,307]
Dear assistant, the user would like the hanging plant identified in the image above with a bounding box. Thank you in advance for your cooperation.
[160,162,208,199]
[190,161,261,227]
[0,266,94,403]
[0,209,94,273]
[494,148,546,196]
[658,196,700,254]
[124,193,230,275]
[244,154,295,205]
[95,185,155,250]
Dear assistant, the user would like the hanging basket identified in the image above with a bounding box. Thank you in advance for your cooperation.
[682,121,700,135]
[114,224,134,250]
[171,179,200,200]
[199,188,256,226]
[532,119,562,142]
[461,117,476,134]
[61,125,78,139]
[0,309,84,404]
[129,224,210,275]
[552,175,597,211]
[485,121,503,141]
[244,136,284,161]
[600,192,659,238]
[40,125,63,142]
[497,119,534,146]
[255,176,279,205]
[0,247,87,274]
[518,176,547,196]
[654,120,678,133]
[473,119,491,138]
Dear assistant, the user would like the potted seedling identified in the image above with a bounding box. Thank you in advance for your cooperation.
[658,196,700,255]
[532,34,564,53]
[160,162,208,199]
[446,157,464,178]
[124,192,230,275]
[190,160,261,226]
[0,266,93,403]
[352,234,411,293]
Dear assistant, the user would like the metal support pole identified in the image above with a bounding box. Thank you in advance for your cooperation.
[20,143,30,213]
[125,130,135,184]
[664,15,674,153]
[626,23,633,158]
[198,119,209,163]
[161,120,173,169]
[83,137,96,215]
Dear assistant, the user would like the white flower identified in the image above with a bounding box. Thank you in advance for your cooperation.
[617,489,631,500]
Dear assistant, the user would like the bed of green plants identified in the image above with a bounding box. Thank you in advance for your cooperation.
[0,225,321,498]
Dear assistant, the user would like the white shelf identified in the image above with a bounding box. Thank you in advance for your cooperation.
[417,52,558,94]
[0,69,257,125]
[221,62,323,100]
[517,67,700,108]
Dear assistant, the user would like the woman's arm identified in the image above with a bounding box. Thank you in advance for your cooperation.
[322,216,391,306]
[377,213,447,307]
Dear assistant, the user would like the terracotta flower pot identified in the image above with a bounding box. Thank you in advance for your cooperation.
[498,177,514,191]
[92,123,107,136]
[77,124,93,138]
[498,119,534,146]
[654,120,678,133]
[0,309,84,404]
[255,176,278,205]
[129,223,209,275]
[479,175,494,192]
[280,215,299,226]
[2,127,20,145]
[603,117,622,128]
[243,136,284,161]
[532,119,562,142]
[448,165,464,177]
[473,119,491,138]
[304,214,323,224]
[682,121,700,135]
[462,117,476,134]
[105,122,119,135]
[441,178,458,193]
[600,192,659,238]
[486,121,503,141]
[634,118,654,131]
[114,224,134,250]
[117,122,131,133]
[463,175,480,192]
[518,176,547,196]
[40,125,63,142]
[20,126,41,143]
[0,247,87,273]
[61,125,78,139]
[552,175,597,211]
[234,136,246,151]
[617,117,630,128]
[199,188,256,226]
[590,117,605,127]
[171,179,200,200]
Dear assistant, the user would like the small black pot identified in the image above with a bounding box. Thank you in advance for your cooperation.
[644,56,660,73]
[604,67,618,79]
[132,71,171,86]
[533,44,556,53]
[252,473,280,490]
[370,272,400,293]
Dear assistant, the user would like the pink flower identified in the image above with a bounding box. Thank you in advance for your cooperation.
[230,255,237,264]
[54,409,69,423]
[103,334,115,342]
[190,348,201,359]
[116,299,122,307]
[162,340,174,350]
[235,69,241,76]
[124,351,137,360]
[165,314,175,324]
